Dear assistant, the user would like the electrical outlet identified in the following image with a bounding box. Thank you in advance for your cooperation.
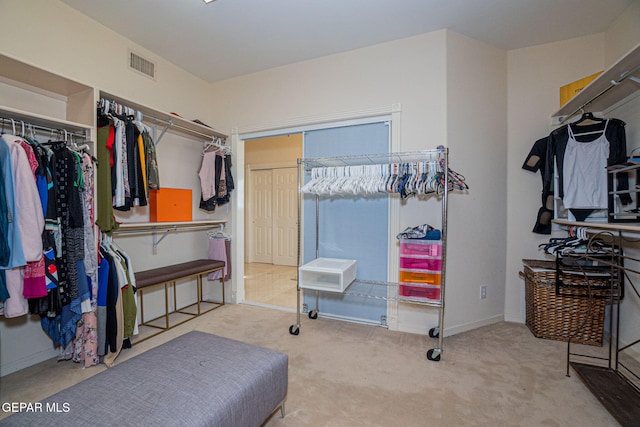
[480,285,487,300]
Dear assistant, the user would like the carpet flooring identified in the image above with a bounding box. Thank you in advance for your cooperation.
[0,304,619,426]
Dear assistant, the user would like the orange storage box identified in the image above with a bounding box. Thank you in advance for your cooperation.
[399,269,441,285]
[149,188,192,222]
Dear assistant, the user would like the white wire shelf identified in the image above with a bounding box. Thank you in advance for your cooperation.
[342,279,443,307]
[298,148,447,169]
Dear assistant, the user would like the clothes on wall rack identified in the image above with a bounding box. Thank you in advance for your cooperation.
[96,99,160,232]
[207,228,231,281]
[523,112,628,234]
[97,234,138,367]
[0,124,109,365]
[198,137,235,211]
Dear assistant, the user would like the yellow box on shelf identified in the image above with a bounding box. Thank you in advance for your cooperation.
[559,71,602,107]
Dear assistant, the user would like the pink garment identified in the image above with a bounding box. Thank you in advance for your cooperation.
[207,238,228,280]
[23,255,47,298]
[198,150,218,201]
[19,140,39,175]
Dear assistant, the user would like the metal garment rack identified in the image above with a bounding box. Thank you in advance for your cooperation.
[560,230,640,425]
[288,148,449,361]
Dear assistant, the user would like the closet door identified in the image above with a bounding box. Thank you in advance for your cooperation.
[303,122,389,324]
[251,169,274,263]
[273,167,298,266]
[248,167,297,266]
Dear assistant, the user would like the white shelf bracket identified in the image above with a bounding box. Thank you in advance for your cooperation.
[152,226,178,254]
[155,119,172,145]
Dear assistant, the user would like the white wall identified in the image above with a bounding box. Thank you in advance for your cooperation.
[605,0,640,66]
[445,31,508,332]
[505,33,606,323]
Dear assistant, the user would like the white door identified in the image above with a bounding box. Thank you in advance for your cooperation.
[273,168,297,266]
[249,167,297,265]
[251,169,273,263]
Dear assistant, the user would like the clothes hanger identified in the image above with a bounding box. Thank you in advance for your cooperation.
[570,110,608,136]
[573,111,605,126]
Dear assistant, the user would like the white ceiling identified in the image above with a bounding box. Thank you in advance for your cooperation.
[60,0,635,83]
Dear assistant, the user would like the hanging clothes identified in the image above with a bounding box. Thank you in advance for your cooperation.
[0,165,10,302]
[199,150,235,212]
[96,121,119,233]
[207,233,231,281]
[563,120,610,211]
[523,117,628,233]
[0,134,45,318]
[72,152,99,367]
[142,128,160,191]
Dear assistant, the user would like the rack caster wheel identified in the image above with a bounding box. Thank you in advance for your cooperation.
[428,327,439,338]
[289,325,300,335]
[427,348,441,362]
[308,310,318,319]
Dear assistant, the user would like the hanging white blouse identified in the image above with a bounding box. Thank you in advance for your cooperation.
[563,121,610,210]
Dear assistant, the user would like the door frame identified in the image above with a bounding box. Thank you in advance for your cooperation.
[231,104,402,327]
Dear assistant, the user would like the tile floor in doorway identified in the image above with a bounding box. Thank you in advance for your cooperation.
[244,263,298,310]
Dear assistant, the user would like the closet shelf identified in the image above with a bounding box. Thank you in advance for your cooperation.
[0,105,91,135]
[100,91,227,142]
[342,279,442,307]
[1,54,95,128]
[552,42,640,124]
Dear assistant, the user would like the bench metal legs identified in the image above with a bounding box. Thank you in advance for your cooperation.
[134,269,225,344]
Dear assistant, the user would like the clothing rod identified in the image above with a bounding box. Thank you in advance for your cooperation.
[559,63,640,124]
[99,98,227,140]
[0,116,87,139]
[110,223,225,235]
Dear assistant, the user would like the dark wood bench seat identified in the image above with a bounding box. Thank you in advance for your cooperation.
[133,259,226,343]
[135,259,225,288]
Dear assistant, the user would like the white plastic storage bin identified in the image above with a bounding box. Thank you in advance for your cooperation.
[299,258,357,293]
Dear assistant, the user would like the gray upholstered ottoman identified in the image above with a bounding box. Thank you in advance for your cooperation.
[2,331,288,427]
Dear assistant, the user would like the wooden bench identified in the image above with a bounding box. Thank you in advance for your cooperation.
[134,259,226,343]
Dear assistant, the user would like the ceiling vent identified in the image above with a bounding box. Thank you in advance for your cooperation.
[129,50,156,80]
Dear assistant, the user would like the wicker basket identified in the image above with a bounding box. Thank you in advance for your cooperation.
[521,259,607,347]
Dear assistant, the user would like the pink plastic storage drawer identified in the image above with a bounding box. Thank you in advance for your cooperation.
[399,256,442,271]
[399,239,442,257]
[399,269,441,285]
[399,283,441,302]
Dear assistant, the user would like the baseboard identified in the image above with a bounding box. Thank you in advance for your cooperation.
[1,348,58,377]
[395,314,504,336]
[315,312,382,327]
[443,315,505,337]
